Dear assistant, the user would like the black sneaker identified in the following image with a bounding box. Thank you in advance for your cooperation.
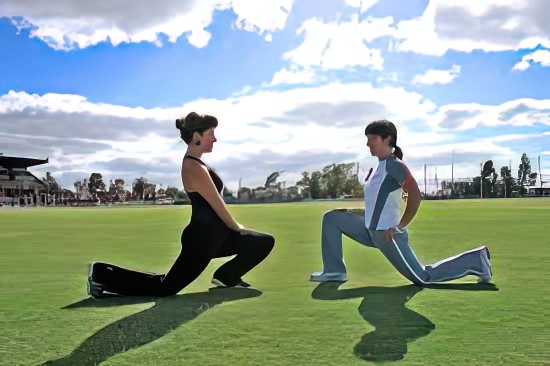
[211,278,251,288]
[87,262,110,299]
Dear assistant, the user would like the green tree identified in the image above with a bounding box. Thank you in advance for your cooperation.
[175,190,188,201]
[296,172,312,198]
[223,187,234,200]
[341,162,363,197]
[499,166,516,198]
[472,176,481,197]
[310,171,324,199]
[237,186,252,201]
[322,163,348,199]
[517,153,532,196]
[481,160,498,198]
[43,172,60,192]
[88,173,106,197]
[164,186,179,199]
[114,179,126,195]
[73,179,89,198]
[132,177,147,199]
[143,182,156,199]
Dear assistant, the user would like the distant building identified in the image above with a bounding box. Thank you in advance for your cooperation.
[527,183,550,196]
[0,155,49,199]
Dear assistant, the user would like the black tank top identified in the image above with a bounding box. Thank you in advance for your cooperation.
[184,155,225,224]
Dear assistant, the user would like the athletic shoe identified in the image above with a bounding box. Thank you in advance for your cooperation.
[87,262,110,299]
[478,246,493,283]
[211,278,251,288]
[309,271,347,282]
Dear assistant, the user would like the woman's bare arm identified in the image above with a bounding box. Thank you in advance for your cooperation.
[399,174,422,228]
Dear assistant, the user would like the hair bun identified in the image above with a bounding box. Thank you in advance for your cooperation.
[175,112,218,135]
[185,112,200,127]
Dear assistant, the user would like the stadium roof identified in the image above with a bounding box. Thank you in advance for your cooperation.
[0,155,49,169]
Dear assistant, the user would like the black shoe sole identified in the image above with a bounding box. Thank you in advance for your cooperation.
[87,262,113,299]
[87,279,108,299]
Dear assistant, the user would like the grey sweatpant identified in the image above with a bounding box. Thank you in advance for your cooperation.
[320,210,486,285]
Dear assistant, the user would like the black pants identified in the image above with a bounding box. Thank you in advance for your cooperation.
[92,220,275,297]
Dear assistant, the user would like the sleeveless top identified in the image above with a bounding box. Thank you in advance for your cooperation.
[184,155,225,225]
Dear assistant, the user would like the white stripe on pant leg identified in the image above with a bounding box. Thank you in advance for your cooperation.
[391,239,484,284]
[429,246,486,268]
[390,238,431,284]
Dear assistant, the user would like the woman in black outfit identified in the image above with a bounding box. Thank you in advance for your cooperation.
[87,112,275,298]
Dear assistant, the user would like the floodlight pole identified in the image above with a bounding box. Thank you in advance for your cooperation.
[423,164,427,197]
[451,150,454,195]
[539,155,542,189]
[480,163,484,199]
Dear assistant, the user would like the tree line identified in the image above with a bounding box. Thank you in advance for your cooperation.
[41,152,542,202]
[440,153,539,198]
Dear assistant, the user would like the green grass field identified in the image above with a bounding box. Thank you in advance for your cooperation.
[1,199,549,366]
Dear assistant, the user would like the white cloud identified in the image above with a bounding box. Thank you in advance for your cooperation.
[512,49,550,70]
[392,0,550,56]
[274,0,550,81]
[231,85,253,97]
[231,0,294,37]
[0,90,174,120]
[264,65,324,86]
[0,0,295,50]
[282,14,394,71]
[411,65,461,85]
[2,84,549,191]
[344,0,380,13]
[426,98,550,131]
[0,83,436,190]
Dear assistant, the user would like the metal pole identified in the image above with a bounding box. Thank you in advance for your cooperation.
[435,166,443,195]
[539,155,542,189]
[424,164,427,197]
[480,163,483,199]
[451,150,454,195]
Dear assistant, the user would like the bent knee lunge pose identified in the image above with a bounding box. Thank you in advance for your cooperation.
[310,120,493,285]
[87,112,275,299]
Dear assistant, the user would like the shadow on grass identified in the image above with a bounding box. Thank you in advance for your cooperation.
[312,282,498,363]
[41,287,262,366]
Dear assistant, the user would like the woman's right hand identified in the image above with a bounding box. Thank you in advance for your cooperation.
[233,222,245,233]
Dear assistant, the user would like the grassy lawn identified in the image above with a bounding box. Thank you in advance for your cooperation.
[0,199,549,365]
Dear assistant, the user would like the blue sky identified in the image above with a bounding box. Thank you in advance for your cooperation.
[1,0,549,193]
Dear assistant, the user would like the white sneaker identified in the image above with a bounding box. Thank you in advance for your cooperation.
[478,247,493,283]
[310,271,347,282]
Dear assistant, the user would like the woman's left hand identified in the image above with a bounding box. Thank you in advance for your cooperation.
[383,226,403,243]
[383,228,394,243]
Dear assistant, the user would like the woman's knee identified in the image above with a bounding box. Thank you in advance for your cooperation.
[253,233,275,255]
[239,230,275,255]
[324,209,346,218]
[323,209,347,226]
[262,233,275,252]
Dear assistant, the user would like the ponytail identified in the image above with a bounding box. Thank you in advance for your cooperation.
[393,145,403,160]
